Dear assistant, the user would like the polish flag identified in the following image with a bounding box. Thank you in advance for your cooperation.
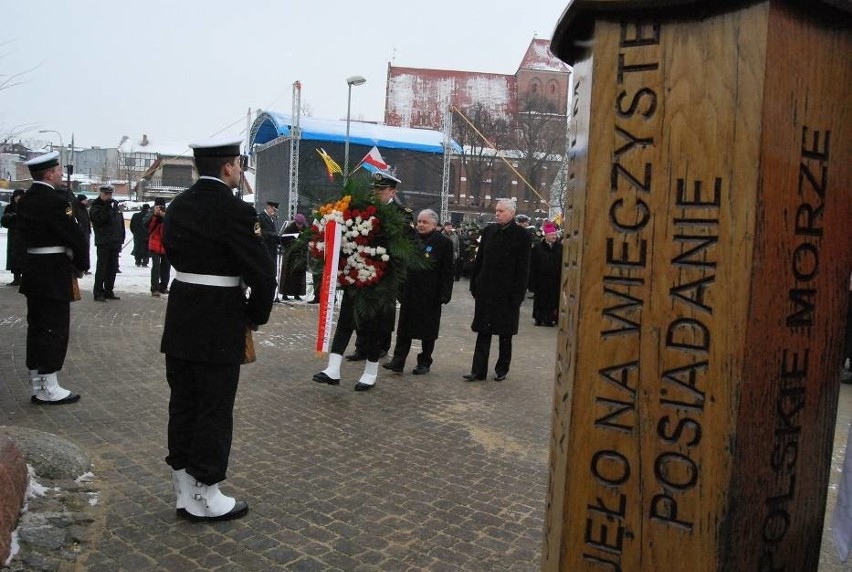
[354,146,388,174]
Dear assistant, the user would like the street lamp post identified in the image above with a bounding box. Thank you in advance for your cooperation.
[343,75,366,185]
[38,129,64,164]
[38,129,73,187]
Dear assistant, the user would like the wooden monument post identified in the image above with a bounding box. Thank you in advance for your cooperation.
[543,1,851,570]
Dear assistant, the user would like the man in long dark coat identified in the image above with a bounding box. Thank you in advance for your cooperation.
[89,185,125,301]
[529,222,563,327]
[279,213,307,300]
[1,188,26,285]
[257,201,281,263]
[463,198,531,382]
[16,151,89,404]
[129,204,150,267]
[383,209,454,375]
[161,138,276,522]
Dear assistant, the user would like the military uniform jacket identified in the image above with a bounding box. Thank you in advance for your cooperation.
[397,230,454,340]
[16,182,90,301]
[470,220,531,335]
[160,177,276,364]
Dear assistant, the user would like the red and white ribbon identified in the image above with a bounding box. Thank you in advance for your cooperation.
[315,220,342,353]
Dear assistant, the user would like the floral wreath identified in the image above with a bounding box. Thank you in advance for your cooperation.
[308,194,389,288]
[294,177,423,322]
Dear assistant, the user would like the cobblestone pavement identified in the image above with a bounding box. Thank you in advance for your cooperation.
[0,277,554,571]
[1,274,850,571]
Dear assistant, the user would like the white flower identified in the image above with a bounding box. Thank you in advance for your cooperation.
[381,254,390,262]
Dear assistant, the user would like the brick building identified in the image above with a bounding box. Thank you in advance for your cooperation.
[385,38,571,223]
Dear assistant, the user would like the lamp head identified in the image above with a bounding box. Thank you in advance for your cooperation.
[346,75,367,87]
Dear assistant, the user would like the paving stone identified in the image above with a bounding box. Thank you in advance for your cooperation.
[0,280,847,571]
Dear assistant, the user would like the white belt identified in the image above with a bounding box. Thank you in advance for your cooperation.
[28,246,69,255]
[175,271,240,287]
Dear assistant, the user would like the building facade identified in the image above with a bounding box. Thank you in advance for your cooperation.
[385,38,571,224]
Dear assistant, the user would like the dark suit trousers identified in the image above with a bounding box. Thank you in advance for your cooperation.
[392,336,436,367]
[26,296,70,374]
[471,332,513,378]
[93,245,120,297]
[165,356,240,485]
[150,252,171,292]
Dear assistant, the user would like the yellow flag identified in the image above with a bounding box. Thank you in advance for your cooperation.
[552,212,563,227]
[316,148,342,181]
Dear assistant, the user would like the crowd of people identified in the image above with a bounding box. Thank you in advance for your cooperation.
[1,144,570,521]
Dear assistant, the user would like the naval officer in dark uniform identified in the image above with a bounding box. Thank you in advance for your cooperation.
[161,138,276,522]
[313,170,412,391]
[16,151,89,404]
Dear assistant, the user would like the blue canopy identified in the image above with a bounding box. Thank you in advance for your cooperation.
[250,111,462,154]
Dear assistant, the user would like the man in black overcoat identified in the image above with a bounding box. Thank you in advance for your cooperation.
[257,201,281,263]
[89,185,125,301]
[279,213,307,300]
[129,203,150,267]
[161,138,276,522]
[16,152,89,404]
[384,208,454,375]
[1,188,26,285]
[464,198,531,382]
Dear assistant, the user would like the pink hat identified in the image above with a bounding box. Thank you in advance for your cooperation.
[543,222,558,234]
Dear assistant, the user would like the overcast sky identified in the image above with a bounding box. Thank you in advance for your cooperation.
[2,0,566,150]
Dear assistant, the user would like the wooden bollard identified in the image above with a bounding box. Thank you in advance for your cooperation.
[544,1,852,570]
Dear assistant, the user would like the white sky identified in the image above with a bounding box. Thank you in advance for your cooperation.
[2,0,566,149]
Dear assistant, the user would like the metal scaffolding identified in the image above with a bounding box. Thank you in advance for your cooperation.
[287,81,302,219]
[440,104,452,224]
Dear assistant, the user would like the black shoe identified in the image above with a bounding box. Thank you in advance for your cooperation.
[312,372,340,385]
[152,291,161,298]
[293,295,302,301]
[494,373,508,382]
[412,365,430,375]
[346,352,366,362]
[7,280,20,286]
[160,288,169,294]
[185,501,249,522]
[32,393,81,405]
[463,374,485,382]
[534,321,542,326]
[842,369,852,384]
[94,295,106,302]
[354,382,375,392]
[382,362,404,374]
[379,349,388,358]
[105,293,121,300]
